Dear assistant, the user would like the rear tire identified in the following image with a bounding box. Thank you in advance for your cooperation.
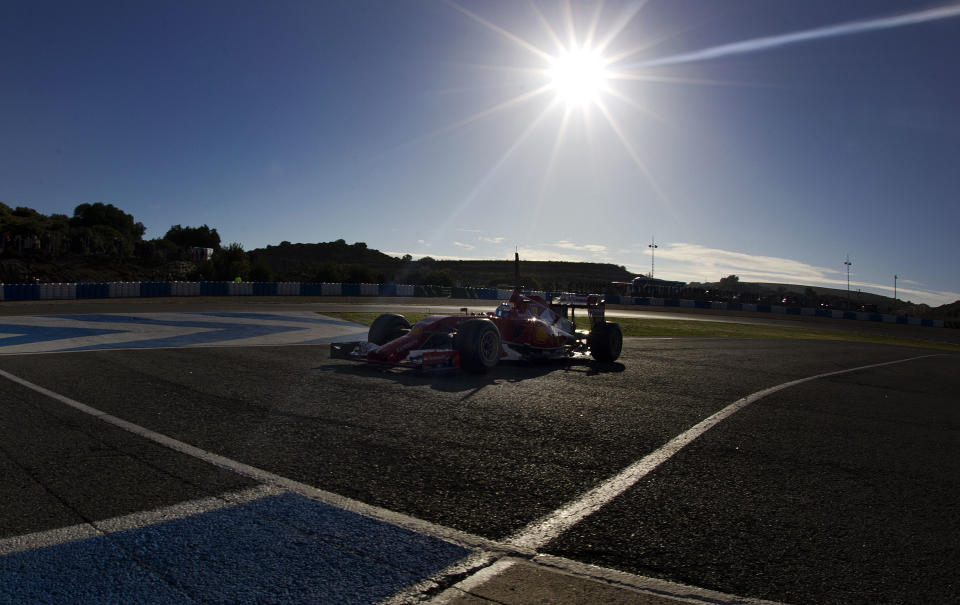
[456,319,501,374]
[588,321,622,362]
[369,313,411,345]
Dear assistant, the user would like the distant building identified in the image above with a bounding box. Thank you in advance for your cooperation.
[188,247,214,262]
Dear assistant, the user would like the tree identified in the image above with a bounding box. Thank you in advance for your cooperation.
[718,274,740,290]
[71,203,145,240]
[313,262,346,283]
[211,242,249,281]
[249,259,274,282]
[164,224,221,250]
[423,269,454,287]
[346,265,375,284]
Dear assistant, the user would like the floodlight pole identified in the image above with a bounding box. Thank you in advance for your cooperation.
[648,237,658,278]
[844,255,852,306]
[894,274,898,301]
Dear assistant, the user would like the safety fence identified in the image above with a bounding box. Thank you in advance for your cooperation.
[0,281,945,328]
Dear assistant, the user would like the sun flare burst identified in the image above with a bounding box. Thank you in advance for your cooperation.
[431,1,960,247]
[546,47,610,107]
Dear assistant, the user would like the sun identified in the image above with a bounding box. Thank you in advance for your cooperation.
[547,47,609,107]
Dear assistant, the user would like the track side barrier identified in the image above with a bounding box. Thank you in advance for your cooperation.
[0,280,948,327]
[228,282,254,296]
[277,282,300,296]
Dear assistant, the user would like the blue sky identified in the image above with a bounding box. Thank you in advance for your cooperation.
[2,0,958,305]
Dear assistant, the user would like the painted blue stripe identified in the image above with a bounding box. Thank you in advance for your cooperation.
[52,315,304,351]
[194,312,359,327]
[0,324,125,348]
[0,536,189,603]
[299,331,369,345]
[0,493,471,604]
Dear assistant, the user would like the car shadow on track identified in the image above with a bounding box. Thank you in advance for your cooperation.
[315,357,625,394]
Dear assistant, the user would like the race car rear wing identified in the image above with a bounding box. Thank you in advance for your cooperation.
[549,293,606,328]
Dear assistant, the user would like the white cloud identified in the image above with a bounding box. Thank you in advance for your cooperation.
[453,241,475,250]
[636,242,959,306]
[551,240,608,253]
[478,236,504,244]
[653,243,837,284]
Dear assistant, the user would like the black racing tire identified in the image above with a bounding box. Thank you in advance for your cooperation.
[588,321,623,362]
[368,313,411,345]
[456,318,501,374]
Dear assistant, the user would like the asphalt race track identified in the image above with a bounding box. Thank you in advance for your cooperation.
[0,301,957,604]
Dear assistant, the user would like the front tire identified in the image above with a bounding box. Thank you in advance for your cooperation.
[588,321,622,362]
[456,319,501,374]
[369,313,411,345]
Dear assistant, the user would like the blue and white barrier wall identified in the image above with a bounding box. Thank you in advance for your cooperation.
[0,281,417,301]
[0,281,946,327]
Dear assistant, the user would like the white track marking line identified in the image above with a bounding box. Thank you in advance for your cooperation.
[418,557,517,605]
[0,485,282,556]
[530,553,787,605]
[0,367,518,556]
[378,551,502,605]
[423,554,787,605]
[2,354,940,605]
[506,353,940,551]
[383,353,941,605]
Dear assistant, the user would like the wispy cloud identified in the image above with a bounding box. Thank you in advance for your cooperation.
[390,239,956,305]
[478,235,504,244]
[631,4,960,69]
[551,240,608,253]
[514,241,615,264]
[645,242,959,306]
[653,243,837,284]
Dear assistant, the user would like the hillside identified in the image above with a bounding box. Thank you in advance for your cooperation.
[248,241,634,291]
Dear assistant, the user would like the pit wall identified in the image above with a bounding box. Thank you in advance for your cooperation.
[0,282,945,328]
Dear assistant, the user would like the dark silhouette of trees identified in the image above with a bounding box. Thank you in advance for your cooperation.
[163,224,221,250]
[211,242,250,281]
[71,203,145,240]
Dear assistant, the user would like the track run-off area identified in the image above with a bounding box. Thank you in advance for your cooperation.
[0,298,957,604]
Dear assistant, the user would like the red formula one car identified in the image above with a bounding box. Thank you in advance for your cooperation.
[329,289,623,373]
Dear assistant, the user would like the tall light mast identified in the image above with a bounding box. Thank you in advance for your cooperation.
[648,237,658,278]
[844,254,852,306]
